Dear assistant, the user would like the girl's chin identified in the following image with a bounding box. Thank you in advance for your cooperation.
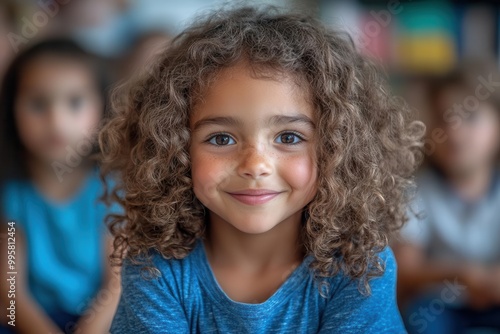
[233,226,277,235]
[228,219,281,235]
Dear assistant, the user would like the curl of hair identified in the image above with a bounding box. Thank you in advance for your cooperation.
[99,6,425,294]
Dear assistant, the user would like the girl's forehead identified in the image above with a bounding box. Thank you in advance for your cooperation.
[18,57,97,94]
[191,62,314,119]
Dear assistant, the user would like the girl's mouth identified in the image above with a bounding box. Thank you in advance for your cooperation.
[226,189,283,205]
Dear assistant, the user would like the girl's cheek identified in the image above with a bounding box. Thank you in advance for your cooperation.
[75,103,102,139]
[191,153,232,204]
[473,121,500,157]
[279,154,317,195]
[15,112,46,153]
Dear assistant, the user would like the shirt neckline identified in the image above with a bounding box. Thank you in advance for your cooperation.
[429,165,500,205]
[193,237,315,317]
[27,166,97,208]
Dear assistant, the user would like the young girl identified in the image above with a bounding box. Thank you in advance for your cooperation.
[0,39,121,334]
[100,6,424,333]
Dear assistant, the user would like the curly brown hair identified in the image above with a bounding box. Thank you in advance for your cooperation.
[99,5,425,295]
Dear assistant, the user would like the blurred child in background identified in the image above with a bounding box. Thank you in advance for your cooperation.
[115,30,172,84]
[394,60,500,334]
[0,39,121,334]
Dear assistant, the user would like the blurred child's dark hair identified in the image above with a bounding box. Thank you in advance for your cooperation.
[0,1,17,30]
[0,38,109,187]
[100,6,425,296]
[427,58,500,115]
[424,58,500,169]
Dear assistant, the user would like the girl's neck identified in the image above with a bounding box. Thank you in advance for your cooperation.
[204,210,306,272]
[27,154,93,203]
[447,163,495,202]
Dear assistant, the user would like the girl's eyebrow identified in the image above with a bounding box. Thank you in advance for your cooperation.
[270,114,316,129]
[17,85,96,96]
[192,114,315,131]
[192,116,240,132]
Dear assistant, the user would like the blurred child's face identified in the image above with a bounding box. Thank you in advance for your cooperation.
[190,63,318,234]
[14,56,102,164]
[432,88,500,176]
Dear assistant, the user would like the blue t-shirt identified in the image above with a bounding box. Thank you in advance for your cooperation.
[111,238,406,333]
[0,167,120,316]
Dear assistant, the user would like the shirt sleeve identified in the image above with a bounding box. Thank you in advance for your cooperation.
[110,256,190,334]
[317,247,407,333]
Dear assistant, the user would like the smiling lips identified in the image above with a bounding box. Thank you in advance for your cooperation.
[227,189,282,205]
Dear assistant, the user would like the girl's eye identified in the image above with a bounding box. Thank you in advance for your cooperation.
[69,96,85,112]
[29,98,48,113]
[208,134,236,146]
[465,111,481,124]
[276,132,303,145]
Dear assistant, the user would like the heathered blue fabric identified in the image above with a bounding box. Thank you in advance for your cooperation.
[111,238,406,333]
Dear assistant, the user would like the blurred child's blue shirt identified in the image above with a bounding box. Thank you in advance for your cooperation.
[111,238,406,333]
[0,167,121,316]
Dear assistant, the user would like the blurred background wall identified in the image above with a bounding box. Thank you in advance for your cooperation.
[3,0,498,114]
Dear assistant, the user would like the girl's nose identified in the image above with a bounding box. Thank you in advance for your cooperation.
[237,146,273,180]
[48,105,69,131]
[47,104,75,138]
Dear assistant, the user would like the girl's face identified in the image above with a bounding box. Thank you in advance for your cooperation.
[432,88,500,176]
[14,56,103,164]
[190,63,318,234]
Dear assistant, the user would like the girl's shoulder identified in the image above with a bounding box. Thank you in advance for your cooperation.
[316,245,404,332]
[121,238,204,283]
[117,240,204,314]
[0,177,30,195]
[0,178,31,222]
[319,245,398,300]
